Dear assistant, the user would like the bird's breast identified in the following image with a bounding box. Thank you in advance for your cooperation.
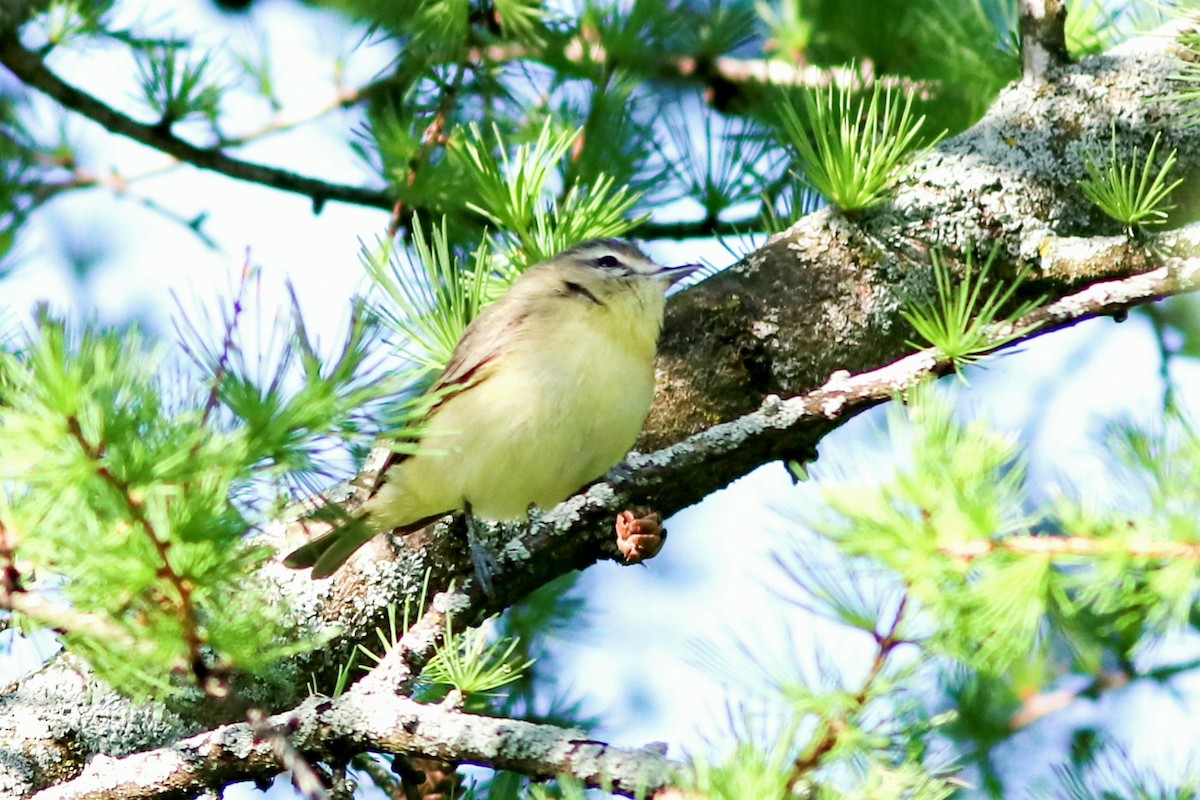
[374,289,665,527]
[448,307,658,518]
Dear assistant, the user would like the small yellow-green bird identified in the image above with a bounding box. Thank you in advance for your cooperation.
[284,239,699,579]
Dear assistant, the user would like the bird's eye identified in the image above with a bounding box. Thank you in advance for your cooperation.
[595,255,622,269]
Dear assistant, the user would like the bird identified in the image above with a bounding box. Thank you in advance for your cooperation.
[284,238,699,581]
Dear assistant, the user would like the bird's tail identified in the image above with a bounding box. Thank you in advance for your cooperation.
[282,509,377,579]
[283,508,448,579]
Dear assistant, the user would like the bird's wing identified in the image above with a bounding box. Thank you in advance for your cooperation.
[359,289,529,496]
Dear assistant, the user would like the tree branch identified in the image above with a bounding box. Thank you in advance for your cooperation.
[642,17,1200,448]
[1020,0,1070,82]
[939,534,1200,562]
[0,34,393,213]
[6,230,1200,800]
[0,25,924,236]
[30,689,676,800]
[473,40,930,104]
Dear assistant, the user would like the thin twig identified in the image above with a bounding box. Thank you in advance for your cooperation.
[215,80,383,149]
[791,596,908,778]
[387,63,467,239]
[200,253,255,426]
[33,163,221,249]
[939,534,1200,562]
[469,40,932,97]
[1008,669,1130,730]
[0,34,393,212]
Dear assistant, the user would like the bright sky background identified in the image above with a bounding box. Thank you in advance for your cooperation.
[3,0,1200,797]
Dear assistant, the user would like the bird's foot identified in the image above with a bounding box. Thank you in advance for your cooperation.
[615,509,666,564]
[605,460,637,488]
[464,511,499,597]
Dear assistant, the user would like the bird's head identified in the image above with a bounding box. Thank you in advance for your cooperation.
[536,239,701,308]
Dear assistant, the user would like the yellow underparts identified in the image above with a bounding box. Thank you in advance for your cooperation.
[365,279,665,531]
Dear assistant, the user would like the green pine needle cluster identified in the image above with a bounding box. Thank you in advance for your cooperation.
[32,0,108,47]
[1043,748,1200,800]
[815,384,1200,677]
[0,300,427,697]
[664,109,780,228]
[1063,0,1118,56]
[686,620,954,800]
[361,217,493,376]
[352,595,534,708]
[1079,128,1183,232]
[133,42,226,129]
[694,390,1200,796]
[421,614,535,700]
[1170,28,1200,129]
[354,120,654,385]
[902,246,1045,375]
[0,321,266,695]
[756,0,812,62]
[689,740,797,800]
[777,81,942,212]
[453,121,646,268]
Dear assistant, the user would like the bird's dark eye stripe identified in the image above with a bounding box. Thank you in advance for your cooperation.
[595,255,622,268]
[561,280,604,306]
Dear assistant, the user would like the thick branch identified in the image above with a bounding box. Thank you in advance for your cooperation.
[642,18,1200,448]
[31,690,675,800]
[5,230,1199,800]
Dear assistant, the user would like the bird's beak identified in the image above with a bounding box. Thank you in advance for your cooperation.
[655,263,704,284]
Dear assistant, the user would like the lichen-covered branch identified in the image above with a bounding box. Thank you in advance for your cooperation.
[643,17,1199,448]
[30,689,676,800]
[5,220,1197,799]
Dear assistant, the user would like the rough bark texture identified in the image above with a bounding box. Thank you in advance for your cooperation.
[643,20,1200,448]
[2,14,1199,800]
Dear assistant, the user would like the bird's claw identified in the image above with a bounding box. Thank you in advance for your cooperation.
[615,509,665,564]
[606,461,637,488]
[465,512,498,597]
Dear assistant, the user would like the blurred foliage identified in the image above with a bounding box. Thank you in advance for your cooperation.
[0,101,39,268]
[0,304,418,696]
[672,381,1200,799]
[4,0,1134,275]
